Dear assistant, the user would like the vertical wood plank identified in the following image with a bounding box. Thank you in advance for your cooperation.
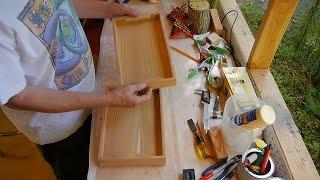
[248,0,298,69]
[210,9,224,35]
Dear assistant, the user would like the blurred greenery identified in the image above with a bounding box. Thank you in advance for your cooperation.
[238,0,320,173]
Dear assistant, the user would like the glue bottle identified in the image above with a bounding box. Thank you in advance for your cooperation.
[231,105,276,130]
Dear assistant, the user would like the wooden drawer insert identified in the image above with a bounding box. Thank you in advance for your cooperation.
[98,90,165,166]
[113,14,175,89]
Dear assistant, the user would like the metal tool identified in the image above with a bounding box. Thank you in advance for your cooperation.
[187,119,210,158]
[201,155,241,180]
[194,89,211,131]
[212,96,222,119]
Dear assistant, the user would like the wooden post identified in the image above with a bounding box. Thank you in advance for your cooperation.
[247,0,298,69]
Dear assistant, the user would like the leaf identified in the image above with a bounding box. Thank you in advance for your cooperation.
[207,75,214,84]
[216,47,229,54]
[188,69,198,79]
[194,39,202,46]
[206,56,214,64]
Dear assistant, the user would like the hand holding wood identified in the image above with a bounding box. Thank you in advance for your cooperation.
[105,83,152,107]
[105,3,139,19]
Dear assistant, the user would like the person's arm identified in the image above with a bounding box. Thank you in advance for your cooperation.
[72,0,139,19]
[5,83,152,113]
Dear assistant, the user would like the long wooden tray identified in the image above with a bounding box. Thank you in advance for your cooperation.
[113,14,175,88]
[98,90,165,166]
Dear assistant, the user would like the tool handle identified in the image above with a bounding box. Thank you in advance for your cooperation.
[260,145,272,174]
[213,96,220,111]
[214,162,238,180]
[201,160,227,176]
[199,172,213,180]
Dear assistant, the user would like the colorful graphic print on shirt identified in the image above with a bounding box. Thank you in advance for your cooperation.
[18,0,92,90]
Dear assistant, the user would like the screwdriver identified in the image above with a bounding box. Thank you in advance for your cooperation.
[187,119,210,159]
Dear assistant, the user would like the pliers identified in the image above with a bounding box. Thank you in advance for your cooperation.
[200,155,241,180]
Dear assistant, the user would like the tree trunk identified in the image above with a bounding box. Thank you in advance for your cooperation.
[188,0,210,35]
[206,0,215,9]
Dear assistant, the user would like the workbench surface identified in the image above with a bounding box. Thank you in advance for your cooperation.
[87,0,220,179]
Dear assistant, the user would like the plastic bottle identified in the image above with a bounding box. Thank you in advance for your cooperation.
[231,105,276,130]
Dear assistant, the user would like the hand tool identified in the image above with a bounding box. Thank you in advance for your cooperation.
[194,89,211,131]
[260,144,272,174]
[212,96,222,118]
[200,155,241,180]
[187,119,210,158]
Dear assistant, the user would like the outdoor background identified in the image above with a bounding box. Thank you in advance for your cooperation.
[237,0,320,173]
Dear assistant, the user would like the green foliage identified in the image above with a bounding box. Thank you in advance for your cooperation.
[295,0,320,85]
[305,88,320,118]
[239,0,320,173]
[215,47,229,54]
[240,1,264,35]
[188,69,198,79]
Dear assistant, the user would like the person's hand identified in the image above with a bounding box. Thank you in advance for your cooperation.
[104,83,152,107]
[104,3,139,19]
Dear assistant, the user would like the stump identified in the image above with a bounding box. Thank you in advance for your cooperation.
[188,0,210,35]
[206,0,215,9]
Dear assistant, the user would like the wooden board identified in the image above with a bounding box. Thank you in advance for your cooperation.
[214,0,255,66]
[248,0,298,69]
[249,69,319,179]
[114,14,175,88]
[169,38,200,62]
[210,9,223,35]
[208,127,228,160]
[98,90,165,166]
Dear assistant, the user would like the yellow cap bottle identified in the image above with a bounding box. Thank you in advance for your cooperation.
[232,105,276,130]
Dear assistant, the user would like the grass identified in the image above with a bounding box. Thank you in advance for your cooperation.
[237,0,320,173]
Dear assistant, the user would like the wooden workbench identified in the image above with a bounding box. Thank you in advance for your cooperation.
[87,0,319,179]
[88,1,218,179]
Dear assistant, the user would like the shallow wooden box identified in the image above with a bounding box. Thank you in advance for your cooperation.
[98,14,175,167]
[98,90,165,167]
[113,14,176,89]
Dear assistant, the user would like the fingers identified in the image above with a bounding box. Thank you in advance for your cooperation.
[135,88,153,104]
[121,4,139,17]
[128,82,147,92]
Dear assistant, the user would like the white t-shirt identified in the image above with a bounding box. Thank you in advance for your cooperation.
[0,0,95,145]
